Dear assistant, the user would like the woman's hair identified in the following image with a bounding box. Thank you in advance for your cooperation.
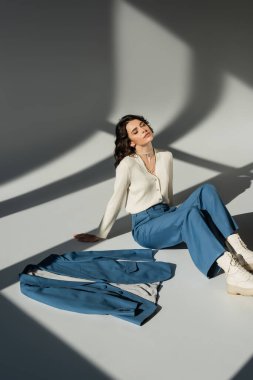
[114,114,154,168]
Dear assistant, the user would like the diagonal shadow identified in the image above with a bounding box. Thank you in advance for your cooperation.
[1,199,253,293]
[231,355,253,380]
[1,206,252,380]
[2,161,251,378]
[0,155,115,218]
[0,237,99,291]
[1,153,252,293]
[0,294,113,380]
[3,1,253,217]
[169,147,235,172]
[3,3,253,380]
[0,2,118,378]
[172,161,253,206]
[1,146,252,218]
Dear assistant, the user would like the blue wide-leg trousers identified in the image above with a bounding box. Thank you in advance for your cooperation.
[131,183,239,278]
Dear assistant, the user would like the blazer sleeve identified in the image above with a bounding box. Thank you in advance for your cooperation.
[94,159,130,239]
[168,152,174,206]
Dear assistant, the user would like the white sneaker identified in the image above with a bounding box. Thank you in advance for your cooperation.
[216,251,253,296]
[226,233,253,272]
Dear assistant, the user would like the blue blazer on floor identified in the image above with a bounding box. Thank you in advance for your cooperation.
[19,249,173,325]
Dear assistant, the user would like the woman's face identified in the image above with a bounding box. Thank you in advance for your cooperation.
[126,119,154,148]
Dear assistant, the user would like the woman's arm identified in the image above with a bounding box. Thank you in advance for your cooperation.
[74,159,130,242]
[94,159,130,238]
[168,152,174,206]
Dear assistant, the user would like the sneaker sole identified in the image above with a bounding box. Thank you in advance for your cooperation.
[227,284,253,296]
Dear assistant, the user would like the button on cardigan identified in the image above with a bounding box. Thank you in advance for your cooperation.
[94,148,173,239]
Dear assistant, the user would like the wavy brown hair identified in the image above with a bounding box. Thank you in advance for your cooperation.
[114,114,154,168]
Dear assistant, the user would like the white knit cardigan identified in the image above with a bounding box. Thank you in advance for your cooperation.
[94,148,173,238]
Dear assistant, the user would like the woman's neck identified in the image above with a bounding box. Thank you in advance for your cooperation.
[135,143,154,155]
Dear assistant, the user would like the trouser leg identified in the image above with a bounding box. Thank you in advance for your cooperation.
[177,183,239,239]
[133,183,238,277]
[134,204,226,277]
[180,206,226,276]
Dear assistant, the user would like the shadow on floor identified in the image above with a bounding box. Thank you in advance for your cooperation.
[1,212,252,292]
[0,294,113,380]
[231,355,253,380]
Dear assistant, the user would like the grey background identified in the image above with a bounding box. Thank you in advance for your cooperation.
[1,1,253,379]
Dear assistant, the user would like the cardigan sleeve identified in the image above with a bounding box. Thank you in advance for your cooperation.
[168,152,174,206]
[94,159,130,239]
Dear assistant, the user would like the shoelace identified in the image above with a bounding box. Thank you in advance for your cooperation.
[226,253,251,279]
[229,255,247,270]
[238,235,248,249]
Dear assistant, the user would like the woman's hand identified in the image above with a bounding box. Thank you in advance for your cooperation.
[73,233,103,242]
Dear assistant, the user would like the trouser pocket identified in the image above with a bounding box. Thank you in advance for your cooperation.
[132,212,151,229]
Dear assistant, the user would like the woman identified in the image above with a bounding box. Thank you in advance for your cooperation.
[74,114,253,296]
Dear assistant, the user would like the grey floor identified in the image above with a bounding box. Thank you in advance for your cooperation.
[1,1,253,379]
[1,151,253,380]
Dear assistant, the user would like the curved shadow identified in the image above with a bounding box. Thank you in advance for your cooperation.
[3,3,253,379]
[126,0,253,87]
[0,0,114,184]
[2,0,253,217]
[155,56,225,146]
